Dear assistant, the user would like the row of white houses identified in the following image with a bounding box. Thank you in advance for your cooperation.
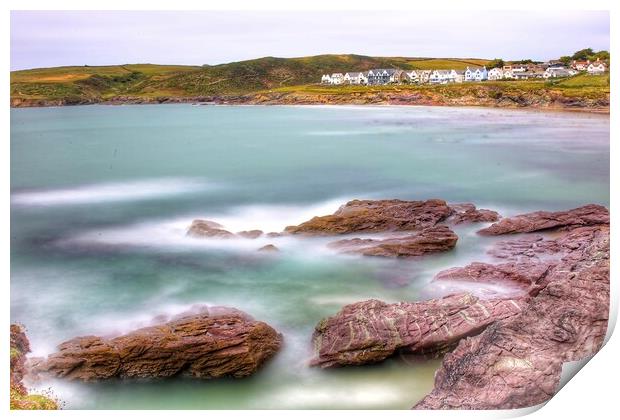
[321,59,607,85]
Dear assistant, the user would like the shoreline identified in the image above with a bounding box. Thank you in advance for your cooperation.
[9,98,610,114]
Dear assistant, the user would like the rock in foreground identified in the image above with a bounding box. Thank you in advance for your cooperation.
[310,293,525,368]
[415,222,609,409]
[328,225,458,258]
[34,306,282,381]
[477,204,609,235]
[285,199,452,235]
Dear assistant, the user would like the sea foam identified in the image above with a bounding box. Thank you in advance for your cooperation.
[11,177,213,207]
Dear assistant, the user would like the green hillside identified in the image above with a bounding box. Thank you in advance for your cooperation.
[10,55,491,102]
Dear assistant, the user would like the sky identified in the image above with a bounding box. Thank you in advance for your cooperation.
[10,10,610,70]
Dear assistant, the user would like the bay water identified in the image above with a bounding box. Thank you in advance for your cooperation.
[10,104,609,409]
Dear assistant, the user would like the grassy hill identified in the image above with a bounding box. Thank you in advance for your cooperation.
[11,55,493,103]
[9,54,609,110]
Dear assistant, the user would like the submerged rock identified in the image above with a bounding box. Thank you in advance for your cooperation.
[257,244,279,252]
[285,199,452,235]
[328,225,458,258]
[34,306,282,381]
[477,204,609,235]
[187,219,235,238]
[433,261,554,297]
[310,293,525,368]
[415,220,609,409]
[237,230,263,239]
[447,203,500,224]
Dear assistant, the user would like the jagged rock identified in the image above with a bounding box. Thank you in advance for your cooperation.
[310,293,526,368]
[414,223,609,409]
[285,199,452,235]
[433,261,554,297]
[477,204,609,235]
[258,244,279,252]
[237,230,263,239]
[328,225,458,258]
[33,306,282,381]
[448,203,500,224]
[187,220,235,238]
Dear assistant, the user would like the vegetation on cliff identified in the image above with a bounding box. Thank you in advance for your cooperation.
[10,324,59,410]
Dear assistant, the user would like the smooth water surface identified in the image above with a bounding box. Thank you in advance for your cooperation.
[10,105,609,409]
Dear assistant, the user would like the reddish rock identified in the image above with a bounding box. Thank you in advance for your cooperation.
[328,225,458,258]
[187,219,235,238]
[257,244,279,252]
[448,203,500,224]
[285,199,452,235]
[34,306,282,381]
[433,261,554,297]
[310,293,526,368]
[414,223,609,409]
[477,204,609,235]
[10,324,31,394]
[237,230,263,239]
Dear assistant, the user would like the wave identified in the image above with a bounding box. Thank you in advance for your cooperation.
[11,177,214,207]
[58,198,350,254]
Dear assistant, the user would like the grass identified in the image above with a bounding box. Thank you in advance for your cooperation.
[9,56,609,105]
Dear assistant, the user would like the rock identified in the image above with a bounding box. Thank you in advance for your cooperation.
[448,203,500,224]
[187,219,235,238]
[285,199,452,235]
[258,244,279,252]
[328,225,458,258]
[310,293,526,368]
[477,204,609,235]
[10,325,58,410]
[34,306,282,381]
[414,223,609,409]
[237,230,263,239]
[433,261,554,297]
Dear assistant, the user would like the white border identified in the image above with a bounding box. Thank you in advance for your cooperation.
[4,1,616,419]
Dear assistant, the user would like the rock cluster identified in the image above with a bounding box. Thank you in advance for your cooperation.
[310,293,525,368]
[328,225,458,258]
[33,306,282,381]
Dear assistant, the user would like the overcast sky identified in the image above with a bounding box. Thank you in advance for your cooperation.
[10,10,610,70]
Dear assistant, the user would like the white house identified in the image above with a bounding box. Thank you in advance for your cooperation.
[587,59,606,75]
[571,60,589,71]
[543,67,571,79]
[330,73,344,85]
[464,66,488,82]
[418,70,432,84]
[321,74,332,84]
[343,72,367,85]
[502,66,514,79]
[404,70,419,84]
[487,68,504,80]
[429,70,458,84]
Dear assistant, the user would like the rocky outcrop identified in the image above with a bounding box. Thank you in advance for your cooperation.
[328,225,458,258]
[310,293,525,368]
[477,204,609,235]
[447,203,500,225]
[415,221,609,409]
[285,199,452,235]
[10,325,58,410]
[433,261,554,297]
[34,306,282,381]
[187,219,235,238]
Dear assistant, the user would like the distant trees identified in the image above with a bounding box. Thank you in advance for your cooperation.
[487,58,505,68]
[568,48,609,62]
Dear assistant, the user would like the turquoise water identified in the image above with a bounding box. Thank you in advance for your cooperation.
[10,105,609,409]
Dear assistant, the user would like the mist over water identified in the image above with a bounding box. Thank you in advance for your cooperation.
[10,105,609,409]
